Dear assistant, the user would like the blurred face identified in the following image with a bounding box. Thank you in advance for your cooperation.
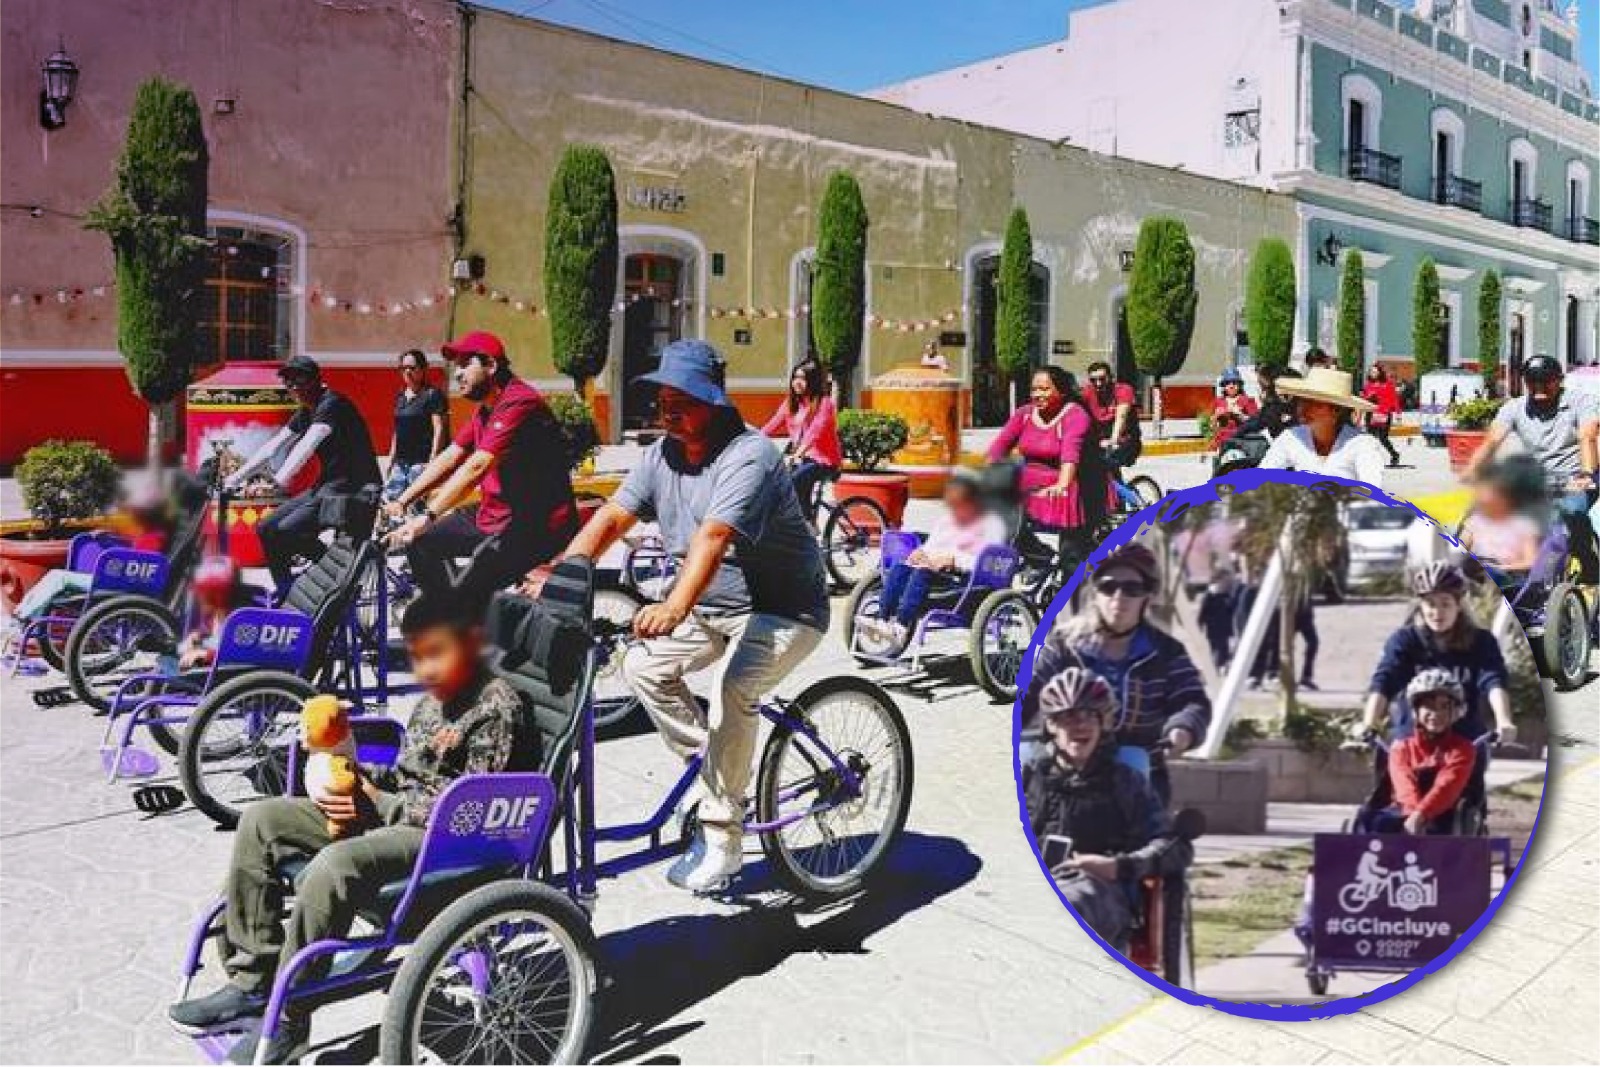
[400,354,425,386]
[1297,397,1339,429]
[656,385,715,444]
[1414,695,1457,737]
[1045,707,1103,763]
[1087,369,1111,394]
[1418,591,1461,633]
[1526,372,1560,405]
[790,368,808,396]
[454,355,496,402]
[1092,564,1151,633]
[1474,482,1512,519]
[1223,380,1241,394]
[1030,372,1064,412]
[406,623,482,702]
[945,484,981,523]
[196,586,233,616]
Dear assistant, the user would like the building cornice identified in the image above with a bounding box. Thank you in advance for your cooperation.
[1283,0,1597,158]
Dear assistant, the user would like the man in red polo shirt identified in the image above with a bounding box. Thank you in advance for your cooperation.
[385,331,577,613]
[1081,360,1141,468]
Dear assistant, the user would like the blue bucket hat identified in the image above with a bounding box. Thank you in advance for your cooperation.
[636,339,731,409]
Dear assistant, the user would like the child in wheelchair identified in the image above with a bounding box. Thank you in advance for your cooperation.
[1459,458,1546,599]
[1022,666,1193,952]
[1362,670,1480,836]
[167,593,536,1064]
[172,556,257,670]
[858,470,1007,647]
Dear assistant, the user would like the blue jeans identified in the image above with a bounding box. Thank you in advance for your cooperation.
[789,460,835,522]
[878,564,938,626]
[383,462,429,503]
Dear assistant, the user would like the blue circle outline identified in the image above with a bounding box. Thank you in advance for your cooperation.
[1009,467,1551,1020]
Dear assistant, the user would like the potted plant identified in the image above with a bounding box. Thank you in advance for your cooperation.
[0,440,121,610]
[548,393,607,526]
[836,409,911,525]
[1444,396,1502,473]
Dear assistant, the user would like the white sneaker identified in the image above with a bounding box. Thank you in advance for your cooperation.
[675,836,743,894]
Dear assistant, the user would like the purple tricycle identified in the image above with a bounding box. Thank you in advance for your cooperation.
[176,556,913,1064]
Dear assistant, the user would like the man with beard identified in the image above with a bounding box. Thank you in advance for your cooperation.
[1464,354,1599,583]
[1081,360,1141,468]
[384,331,577,612]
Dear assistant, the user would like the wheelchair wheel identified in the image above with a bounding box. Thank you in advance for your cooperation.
[842,574,911,663]
[822,495,889,590]
[969,590,1038,701]
[381,880,598,1065]
[1542,583,1591,692]
[591,586,645,729]
[754,676,913,901]
[1127,475,1162,509]
[33,614,75,673]
[179,671,315,829]
[64,596,180,714]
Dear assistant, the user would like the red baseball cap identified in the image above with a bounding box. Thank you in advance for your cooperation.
[441,330,505,363]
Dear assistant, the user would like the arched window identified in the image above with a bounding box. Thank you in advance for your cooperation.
[1340,73,1390,185]
[1508,138,1542,227]
[1429,108,1468,205]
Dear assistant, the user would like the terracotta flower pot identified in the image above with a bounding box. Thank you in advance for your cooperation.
[1444,429,1487,473]
[836,471,911,527]
[0,531,72,612]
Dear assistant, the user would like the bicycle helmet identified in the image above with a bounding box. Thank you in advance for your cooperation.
[1521,354,1562,383]
[1037,666,1118,728]
[1411,560,1467,599]
[1405,668,1465,717]
[193,555,240,598]
[1096,543,1160,588]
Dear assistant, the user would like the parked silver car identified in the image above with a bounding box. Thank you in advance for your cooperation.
[1344,503,1416,590]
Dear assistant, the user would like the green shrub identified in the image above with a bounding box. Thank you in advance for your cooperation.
[996,207,1037,403]
[546,393,601,472]
[1220,716,1266,759]
[544,145,619,393]
[837,410,909,472]
[1281,706,1353,755]
[1336,250,1365,375]
[1245,238,1296,371]
[1447,395,1503,431]
[16,441,121,531]
[1478,271,1502,393]
[1196,410,1214,440]
[813,172,869,402]
[1413,258,1444,378]
[1126,216,1196,382]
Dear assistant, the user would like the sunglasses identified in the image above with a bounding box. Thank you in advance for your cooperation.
[1094,577,1151,597]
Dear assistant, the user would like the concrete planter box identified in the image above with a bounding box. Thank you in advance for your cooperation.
[1168,758,1269,834]
[1240,739,1373,804]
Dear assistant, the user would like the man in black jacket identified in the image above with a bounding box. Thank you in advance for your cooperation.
[1024,666,1193,950]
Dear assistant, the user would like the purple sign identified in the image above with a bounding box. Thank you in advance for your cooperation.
[418,773,556,873]
[1311,833,1492,970]
[216,607,314,674]
[93,548,169,596]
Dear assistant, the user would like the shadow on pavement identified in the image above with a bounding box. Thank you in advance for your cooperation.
[591,830,982,1063]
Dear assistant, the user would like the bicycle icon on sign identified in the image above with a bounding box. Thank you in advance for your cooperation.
[1337,841,1438,914]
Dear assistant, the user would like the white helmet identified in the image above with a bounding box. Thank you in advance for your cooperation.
[1406,668,1465,720]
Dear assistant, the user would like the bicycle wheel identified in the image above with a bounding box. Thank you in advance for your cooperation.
[1542,582,1591,692]
[591,586,645,729]
[1128,475,1162,508]
[822,496,889,589]
[179,671,314,828]
[842,574,910,663]
[754,676,913,901]
[381,880,599,1066]
[64,596,180,714]
[34,613,75,673]
[968,590,1038,701]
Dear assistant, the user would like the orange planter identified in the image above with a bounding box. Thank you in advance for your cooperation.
[837,472,910,527]
[1445,429,1487,473]
[0,533,71,612]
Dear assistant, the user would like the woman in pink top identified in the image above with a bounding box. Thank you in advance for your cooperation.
[762,359,843,519]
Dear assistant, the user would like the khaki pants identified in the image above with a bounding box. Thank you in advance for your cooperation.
[622,611,823,848]
[222,794,422,995]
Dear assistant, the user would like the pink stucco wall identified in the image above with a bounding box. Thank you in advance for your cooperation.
[0,0,459,461]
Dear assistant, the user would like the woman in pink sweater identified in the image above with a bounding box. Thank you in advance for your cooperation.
[762,359,843,519]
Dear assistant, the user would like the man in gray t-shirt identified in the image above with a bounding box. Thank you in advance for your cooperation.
[1465,355,1599,581]
[564,340,828,893]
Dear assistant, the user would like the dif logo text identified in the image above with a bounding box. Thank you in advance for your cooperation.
[234,621,307,650]
[104,557,161,583]
[448,795,543,837]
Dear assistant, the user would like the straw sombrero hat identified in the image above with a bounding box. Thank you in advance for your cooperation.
[1276,367,1375,413]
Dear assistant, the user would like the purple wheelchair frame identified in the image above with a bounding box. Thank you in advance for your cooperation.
[177,632,870,1062]
[848,529,1023,669]
[6,532,170,675]
[100,554,417,782]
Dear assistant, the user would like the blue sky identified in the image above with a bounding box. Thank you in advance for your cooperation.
[490,0,1598,93]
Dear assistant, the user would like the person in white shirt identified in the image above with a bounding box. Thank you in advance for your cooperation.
[1257,367,1387,488]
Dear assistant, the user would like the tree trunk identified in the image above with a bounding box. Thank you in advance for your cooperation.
[1277,581,1298,716]
[146,404,164,473]
[1151,378,1165,440]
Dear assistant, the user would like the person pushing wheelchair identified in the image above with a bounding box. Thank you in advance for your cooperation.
[563,340,828,894]
[1024,666,1194,951]
[166,595,537,1064]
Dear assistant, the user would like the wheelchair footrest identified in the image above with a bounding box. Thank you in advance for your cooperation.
[102,746,162,779]
[32,686,77,708]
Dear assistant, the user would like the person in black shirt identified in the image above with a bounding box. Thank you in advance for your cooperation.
[227,357,381,588]
[382,349,449,502]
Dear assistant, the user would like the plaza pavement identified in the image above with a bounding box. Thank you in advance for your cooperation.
[2,435,1596,1064]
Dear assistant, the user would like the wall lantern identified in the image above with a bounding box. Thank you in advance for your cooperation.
[1314,232,1344,267]
[39,43,79,130]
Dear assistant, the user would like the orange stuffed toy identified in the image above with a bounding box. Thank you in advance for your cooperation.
[300,694,360,837]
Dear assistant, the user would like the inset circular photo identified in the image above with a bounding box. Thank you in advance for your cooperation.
[1014,469,1553,1018]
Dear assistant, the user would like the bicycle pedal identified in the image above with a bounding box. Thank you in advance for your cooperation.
[31,686,76,708]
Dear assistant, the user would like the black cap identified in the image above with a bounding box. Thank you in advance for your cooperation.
[1522,354,1562,382]
[277,355,321,382]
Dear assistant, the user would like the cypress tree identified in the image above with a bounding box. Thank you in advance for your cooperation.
[84,76,210,468]
[1413,257,1444,378]
[1244,238,1295,371]
[544,145,619,397]
[813,171,868,404]
[1478,270,1502,395]
[1126,216,1196,432]
[995,207,1037,410]
[1336,251,1366,375]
